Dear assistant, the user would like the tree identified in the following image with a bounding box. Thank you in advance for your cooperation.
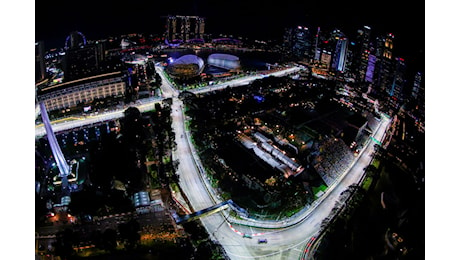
[118,219,140,250]
[53,228,75,259]
[102,228,118,252]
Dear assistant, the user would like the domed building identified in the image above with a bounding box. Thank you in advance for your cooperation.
[167,54,204,79]
[207,53,241,70]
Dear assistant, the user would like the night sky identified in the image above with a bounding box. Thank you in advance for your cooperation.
[35,1,424,72]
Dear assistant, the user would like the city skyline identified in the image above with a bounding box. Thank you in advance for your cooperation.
[36,0,424,64]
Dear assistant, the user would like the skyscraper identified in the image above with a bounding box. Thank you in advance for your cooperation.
[332,34,348,73]
[283,26,312,61]
[63,45,99,81]
[411,72,423,100]
[356,26,372,82]
[411,71,425,121]
[62,39,118,82]
[389,57,406,105]
[373,33,395,96]
[365,53,376,83]
[165,15,205,42]
[35,41,46,83]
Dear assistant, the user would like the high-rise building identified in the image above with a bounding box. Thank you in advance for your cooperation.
[411,72,423,100]
[331,33,348,73]
[411,71,425,121]
[35,41,46,83]
[63,39,120,82]
[63,45,99,81]
[283,26,312,61]
[373,33,395,96]
[383,33,394,59]
[313,27,321,62]
[355,26,372,82]
[389,57,406,105]
[365,53,376,83]
[165,15,205,42]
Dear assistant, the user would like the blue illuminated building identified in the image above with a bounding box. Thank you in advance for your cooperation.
[332,35,348,72]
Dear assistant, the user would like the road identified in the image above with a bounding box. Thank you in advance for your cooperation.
[171,87,390,259]
[35,64,390,259]
[163,65,390,259]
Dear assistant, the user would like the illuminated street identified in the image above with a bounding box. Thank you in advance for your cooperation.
[34,62,391,259]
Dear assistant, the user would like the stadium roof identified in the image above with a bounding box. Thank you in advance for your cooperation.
[208,53,239,61]
[172,54,204,70]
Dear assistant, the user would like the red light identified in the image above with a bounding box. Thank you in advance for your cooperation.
[324,40,329,44]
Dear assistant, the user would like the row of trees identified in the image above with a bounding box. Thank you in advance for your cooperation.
[52,219,141,259]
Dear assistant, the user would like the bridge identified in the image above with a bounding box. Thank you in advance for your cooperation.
[174,200,249,224]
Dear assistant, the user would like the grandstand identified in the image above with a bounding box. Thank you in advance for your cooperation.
[313,137,354,186]
[238,132,305,179]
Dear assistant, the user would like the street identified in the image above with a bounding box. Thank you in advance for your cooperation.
[35,64,391,259]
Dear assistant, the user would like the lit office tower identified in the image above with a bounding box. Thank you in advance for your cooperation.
[167,16,178,40]
[332,34,348,73]
[389,57,406,104]
[35,41,46,83]
[355,26,372,81]
[411,72,425,120]
[411,72,423,100]
[165,15,205,42]
[284,26,312,60]
[373,33,395,95]
[313,27,321,61]
[196,17,205,39]
[63,44,99,81]
[383,33,394,59]
[365,53,376,83]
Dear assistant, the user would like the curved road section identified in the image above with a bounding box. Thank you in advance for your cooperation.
[35,65,390,260]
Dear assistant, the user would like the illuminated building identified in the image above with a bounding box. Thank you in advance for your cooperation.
[373,33,395,95]
[365,53,376,82]
[166,54,204,79]
[313,27,321,61]
[389,57,406,107]
[207,53,241,70]
[35,41,46,83]
[411,71,425,121]
[165,15,205,42]
[356,26,372,81]
[411,72,423,100]
[63,38,121,82]
[383,33,394,59]
[320,50,332,70]
[283,26,313,61]
[332,34,349,73]
[37,72,126,112]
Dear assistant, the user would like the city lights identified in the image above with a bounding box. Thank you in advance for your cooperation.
[35,4,424,260]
